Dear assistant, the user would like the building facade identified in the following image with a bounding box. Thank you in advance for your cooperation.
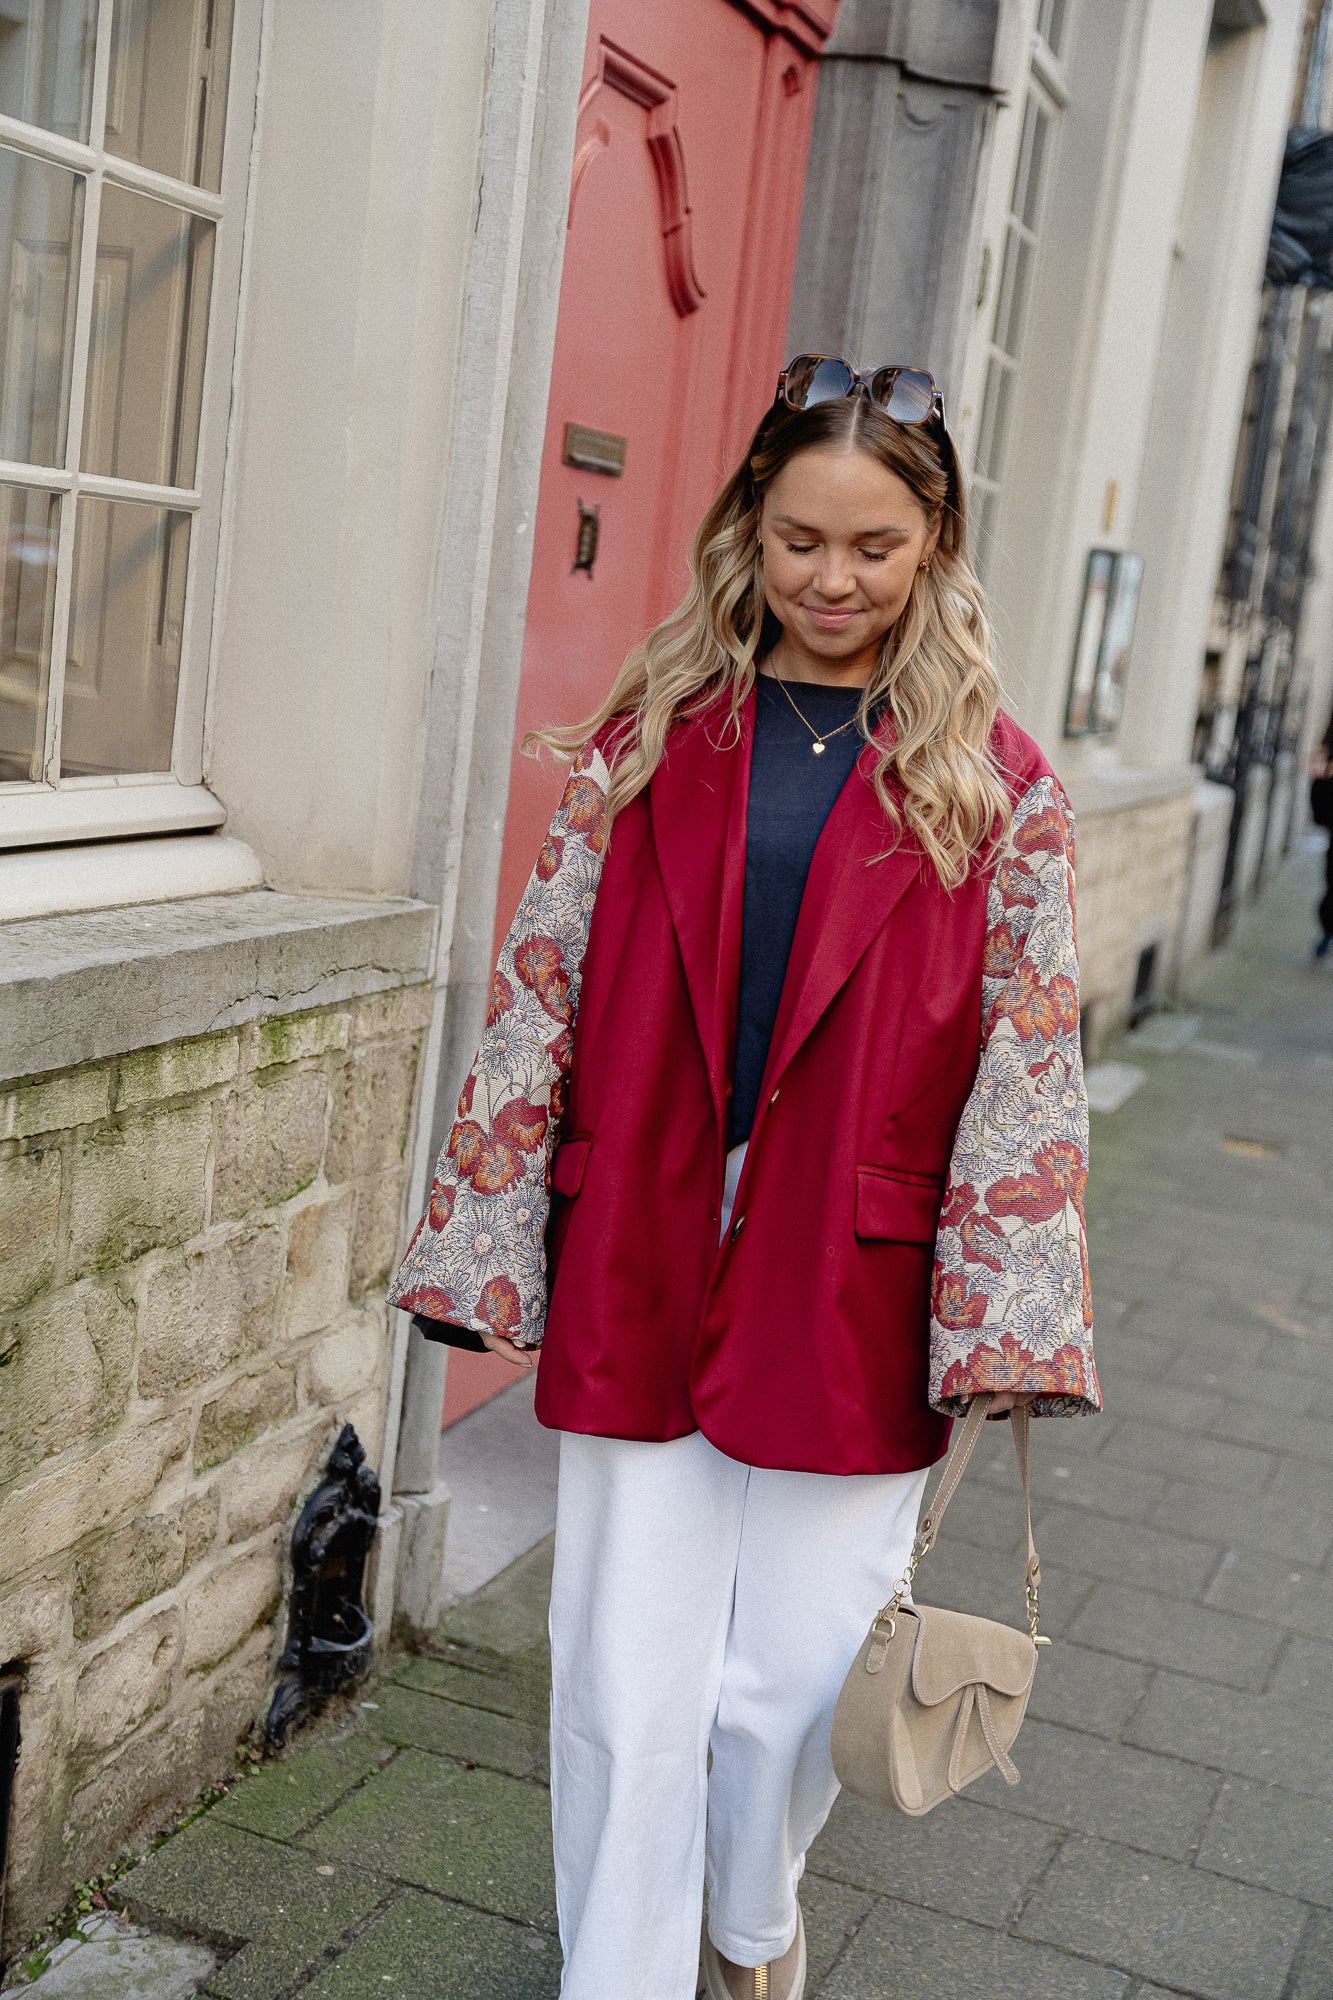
[791,0,1311,1045]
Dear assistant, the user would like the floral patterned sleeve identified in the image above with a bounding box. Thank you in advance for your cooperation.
[929,775,1101,1418]
[386,744,610,1348]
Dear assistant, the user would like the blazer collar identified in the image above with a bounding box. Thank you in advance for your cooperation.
[649,692,751,1126]
[649,688,922,1125]
[759,732,922,1098]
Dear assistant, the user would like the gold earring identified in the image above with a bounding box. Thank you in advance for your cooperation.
[918,557,932,573]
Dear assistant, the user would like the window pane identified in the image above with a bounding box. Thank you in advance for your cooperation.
[0,483,58,781]
[105,0,234,193]
[1020,103,1051,232]
[1038,0,1067,57]
[0,0,96,141]
[61,496,188,775]
[976,356,1015,485]
[83,184,215,487]
[996,228,1033,361]
[0,146,83,467]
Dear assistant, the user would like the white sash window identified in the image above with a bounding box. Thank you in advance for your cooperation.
[0,0,257,849]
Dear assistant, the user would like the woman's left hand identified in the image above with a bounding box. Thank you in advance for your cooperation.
[982,1391,1038,1418]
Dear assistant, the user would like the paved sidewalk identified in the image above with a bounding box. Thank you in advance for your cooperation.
[19,845,1332,1999]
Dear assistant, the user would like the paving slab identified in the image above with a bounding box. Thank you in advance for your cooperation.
[1069,1581,1284,1689]
[1030,1505,1221,1598]
[1123,1667,1333,1797]
[1016,1835,1305,2000]
[1148,1478,1333,1566]
[820,1899,1130,2000]
[1265,1632,1333,1715]
[296,1890,559,1999]
[115,1817,386,2000]
[794,1877,876,1992]
[367,1679,548,1780]
[213,1733,392,1841]
[302,1748,558,1930]
[7,1916,216,1999]
[967,1720,1220,1860]
[1195,1776,1333,1907]
[1285,1909,1333,1999]
[384,1648,527,1717]
[1024,1641,1152,1739]
[1204,1548,1333,1640]
[806,1794,1059,1929]
[1100,1423,1278,1497]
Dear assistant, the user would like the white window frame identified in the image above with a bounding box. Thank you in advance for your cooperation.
[968,10,1069,569]
[0,0,262,851]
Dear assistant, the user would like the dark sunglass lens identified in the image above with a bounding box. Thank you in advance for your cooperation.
[789,356,856,408]
[883,370,936,424]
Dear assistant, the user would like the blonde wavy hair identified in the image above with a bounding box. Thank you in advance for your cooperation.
[534,392,1011,888]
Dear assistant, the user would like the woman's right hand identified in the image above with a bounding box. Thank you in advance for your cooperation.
[479,1328,539,1370]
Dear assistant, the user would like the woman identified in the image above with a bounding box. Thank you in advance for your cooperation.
[1312,702,1333,959]
[389,356,1100,2000]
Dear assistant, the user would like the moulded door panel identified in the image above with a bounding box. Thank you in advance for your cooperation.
[443,0,834,1427]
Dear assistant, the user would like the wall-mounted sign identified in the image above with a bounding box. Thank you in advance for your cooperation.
[1065,547,1144,738]
[563,423,627,476]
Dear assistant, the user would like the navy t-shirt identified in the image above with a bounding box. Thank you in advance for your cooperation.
[728,674,870,1147]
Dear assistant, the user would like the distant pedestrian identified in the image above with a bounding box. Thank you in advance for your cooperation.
[1312,702,1333,958]
[390,357,1101,1999]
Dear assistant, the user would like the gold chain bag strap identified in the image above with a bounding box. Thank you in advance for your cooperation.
[831,1394,1049,1816]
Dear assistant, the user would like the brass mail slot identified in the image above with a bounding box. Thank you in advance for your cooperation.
[563,423,627,476]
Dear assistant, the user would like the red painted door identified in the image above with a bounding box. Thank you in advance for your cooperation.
[443,0,838,1427]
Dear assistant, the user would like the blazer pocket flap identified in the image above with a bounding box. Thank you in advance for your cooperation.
[855,1167,944,1244]
[551,1137,592,1197]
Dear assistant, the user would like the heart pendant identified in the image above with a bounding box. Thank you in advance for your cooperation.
[811,740,826,755]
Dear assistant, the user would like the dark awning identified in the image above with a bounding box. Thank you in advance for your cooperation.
[1267,127,1333,288]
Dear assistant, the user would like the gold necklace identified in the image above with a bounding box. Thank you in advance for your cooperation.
[768,667,863,756]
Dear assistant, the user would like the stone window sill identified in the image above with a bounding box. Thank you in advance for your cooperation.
[0,884,437,1085]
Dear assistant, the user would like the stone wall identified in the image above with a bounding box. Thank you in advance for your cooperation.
[0,983,429,1950]
[1073,788,1197,1053]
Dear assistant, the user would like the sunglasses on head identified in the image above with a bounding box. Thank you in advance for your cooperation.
[774,354,947,429]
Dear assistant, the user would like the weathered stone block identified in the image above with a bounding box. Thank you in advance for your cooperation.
[117,1034,240,1108]
[195,1369,298,1472]
[253,1008,351,1070]
[139,1227,284,1398]
[284,1194,355,1339]
[325,1040,419,1184]
[0,1415,189,1587]
[68,1105,211,1275]
[349,1168,405,1298]
[4,1678,65,1940]
[73,1511,186,1643]
[0,1146,62,1312]
[183,1543,282,1672]
[0,1278,135,1491]
[0,1575,68,1662]
[222,1422,325,1544]
[182,1487,221,1565]
[213,1071,328,1219]
[305,1310,383,1410]
[2,1066,112,1140]
[68,1629,271,1886]
[352,983,433,1043]
[75,1608,180,1755]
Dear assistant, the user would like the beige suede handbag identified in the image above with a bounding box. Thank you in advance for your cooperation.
[831,1393,1048,1816]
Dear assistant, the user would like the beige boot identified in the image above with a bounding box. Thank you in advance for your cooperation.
[700,1906,805,2000]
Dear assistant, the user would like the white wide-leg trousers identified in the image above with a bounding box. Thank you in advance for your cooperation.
[548,1428,928,1999]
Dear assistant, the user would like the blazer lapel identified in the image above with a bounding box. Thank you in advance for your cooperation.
[759,736,923,1099]
[649,692,752,1127]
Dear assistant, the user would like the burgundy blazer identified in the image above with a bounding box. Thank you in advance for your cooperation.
[390,692,1099,1475]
